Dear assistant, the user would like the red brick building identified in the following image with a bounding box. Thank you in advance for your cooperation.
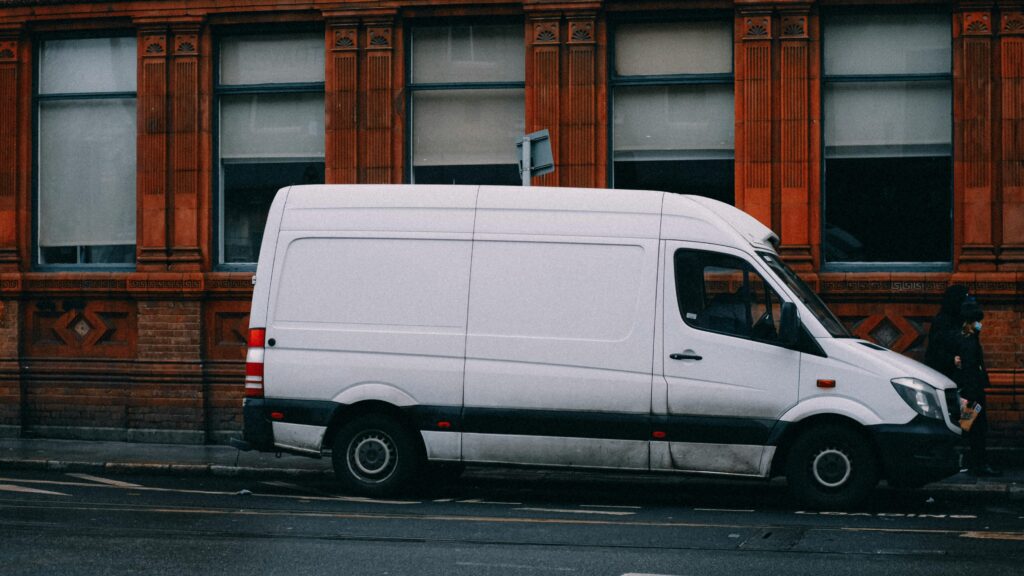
[0,0,1021,444]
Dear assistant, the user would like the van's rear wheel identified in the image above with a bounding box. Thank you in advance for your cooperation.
[332,414,419,497]
[785,425,878,509]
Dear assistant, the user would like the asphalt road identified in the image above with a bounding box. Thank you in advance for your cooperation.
[0,468,1022,576]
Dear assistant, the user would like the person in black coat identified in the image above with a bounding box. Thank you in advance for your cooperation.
[924,284,968,377]
[952,301,1000,477]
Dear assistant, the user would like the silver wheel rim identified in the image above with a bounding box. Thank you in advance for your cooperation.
[812,448,852,488]
[347,430,396,483]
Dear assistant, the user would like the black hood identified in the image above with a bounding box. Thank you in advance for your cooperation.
[960,301,984,322]
[939,285,969,317]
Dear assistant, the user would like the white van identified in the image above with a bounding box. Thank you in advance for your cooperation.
[237,184,962,508]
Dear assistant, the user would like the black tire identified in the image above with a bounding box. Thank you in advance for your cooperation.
[331,414,420,497]
[784,425,879,509]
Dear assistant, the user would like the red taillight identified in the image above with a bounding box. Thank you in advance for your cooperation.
[245,328,265,398]
[247,328,266,348]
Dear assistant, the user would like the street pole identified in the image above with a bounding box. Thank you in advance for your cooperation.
[521,134,531,187]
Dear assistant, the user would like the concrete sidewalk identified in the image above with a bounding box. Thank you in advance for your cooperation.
[0,437,332,479]
[0,436,1021,498]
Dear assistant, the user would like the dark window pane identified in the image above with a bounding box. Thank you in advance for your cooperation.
[614,159,734,205]
[40,245,134,265]
[824,156,951,263]
[40,246,77,265]
[222,162,324,264]
[413,164,521,186]
[83,245,134,264]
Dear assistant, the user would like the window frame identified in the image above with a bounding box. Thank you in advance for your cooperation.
[32,31,138,271]
[608,14,735,196]
[820,7,954,272]
[673,248,792,348]
[213,26,326,270]
[405,18,526,185]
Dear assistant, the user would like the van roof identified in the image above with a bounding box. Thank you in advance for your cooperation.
[278,184,777,250]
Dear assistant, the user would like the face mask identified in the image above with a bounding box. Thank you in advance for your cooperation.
[974,322,983,332]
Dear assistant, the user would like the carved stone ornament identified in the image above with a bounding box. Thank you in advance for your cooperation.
[0,41,16,62]
[366,27,392,49]
[143,36,165,55]
[780,14,808,40]
[568,20,595,44]
[332,27,358,51]
[174,34,198,56]
[742,15,772,40]
[1003,12,1024,36]
[963,12,992,36]
[534,20,559,45]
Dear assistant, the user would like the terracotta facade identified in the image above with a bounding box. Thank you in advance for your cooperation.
[0,0,1021,444]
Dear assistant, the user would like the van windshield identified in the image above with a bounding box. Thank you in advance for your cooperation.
[758,252,851,338]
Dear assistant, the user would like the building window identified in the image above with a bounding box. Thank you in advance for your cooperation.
[823,13,952,265]
[409,24,524,185]
[36,37,137,266]
[611,21,734,203]
[217,32,325,265]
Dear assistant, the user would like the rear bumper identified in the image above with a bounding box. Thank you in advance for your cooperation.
[869,416,961,486]
[241,398,277,452]
[241,398,339,453]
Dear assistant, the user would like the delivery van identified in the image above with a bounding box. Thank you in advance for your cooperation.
[236,184,962,508]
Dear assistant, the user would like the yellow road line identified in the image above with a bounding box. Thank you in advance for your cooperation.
[961,531,1024,541]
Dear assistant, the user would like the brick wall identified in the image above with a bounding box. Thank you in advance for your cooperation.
[137,301,201,361]
[0,300,20,435]
[131,300,204,442]
[983,305,1024,442]
[979,306,1023,370]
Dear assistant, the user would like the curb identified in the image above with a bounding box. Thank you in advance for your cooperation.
[0,458,331,480]
[0,457,1019,499]
[926,481,1023,499]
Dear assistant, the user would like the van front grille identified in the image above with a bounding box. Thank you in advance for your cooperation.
[945,388,961,423]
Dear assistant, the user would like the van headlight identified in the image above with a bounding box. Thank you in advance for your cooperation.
[891,378,943,420]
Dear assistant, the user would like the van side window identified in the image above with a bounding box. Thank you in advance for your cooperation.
[674,250,783,342]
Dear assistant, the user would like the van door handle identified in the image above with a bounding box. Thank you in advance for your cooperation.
[670,353,702,361]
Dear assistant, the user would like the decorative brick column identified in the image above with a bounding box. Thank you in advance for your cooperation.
[999,9,1024,267]
[563,15,603,188]
[956,9,998,270]
[526,11,604,188]
[735,9,774,227]
[527,15,560,187]
[363,21,397,184]
[0,27,23,436]
[776,7,818,272]
[169,23,204,270]
[136,24,170,270]
[325,15,401,185]
[326,21,359,184]
[0,27,21,271]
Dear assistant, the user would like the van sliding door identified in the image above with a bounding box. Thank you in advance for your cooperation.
[461,187,661,470]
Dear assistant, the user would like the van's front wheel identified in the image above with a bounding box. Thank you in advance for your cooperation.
[784,425,878,509]
[332,414,419,497]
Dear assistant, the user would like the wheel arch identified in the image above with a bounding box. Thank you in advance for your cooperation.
[323,399,426,462]
[770,413,881,478]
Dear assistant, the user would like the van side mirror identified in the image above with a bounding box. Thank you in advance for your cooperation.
[779,302,799,346]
